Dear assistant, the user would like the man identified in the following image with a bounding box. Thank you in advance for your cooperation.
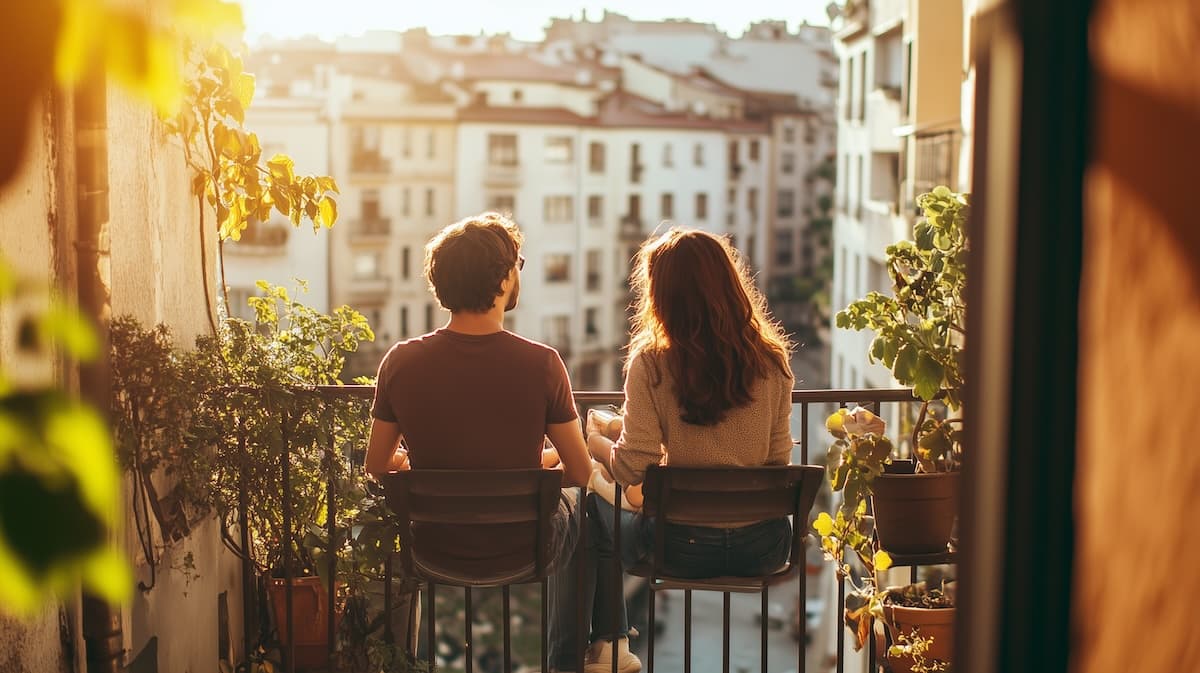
[364,211,592,576]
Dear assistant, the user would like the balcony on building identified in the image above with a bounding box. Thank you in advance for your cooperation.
[349,149,391,177]
[484,160,521,187]
[910,130,961,215]
[348,217,392,244]
[346,274,391,302]
[629,161,645,185]
[870,0,906,33]
[225,221,289,255]
[619,214,645,241]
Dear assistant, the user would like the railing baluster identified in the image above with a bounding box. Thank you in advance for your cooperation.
[541,578,549,673]
[684,590,692,673]
[325,418,337,665]
[502,585,512,673]
[384,549,393,644]
[722,592,731,673]
[281,413,295,673]
[800,401,809,673]
[465,587,474,673]
[427,582,436,670]
[837,572,845,673]
[613,485,621,673]
[761,585,769,673]
[236,415,253,663]
[577,487,588,673]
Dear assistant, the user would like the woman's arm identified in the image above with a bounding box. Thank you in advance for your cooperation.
[767,373,795,465]
[610,353,666,486]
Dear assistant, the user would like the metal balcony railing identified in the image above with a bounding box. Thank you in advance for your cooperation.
[230,386,948,673]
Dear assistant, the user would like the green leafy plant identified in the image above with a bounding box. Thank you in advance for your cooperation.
[835,186,968,471]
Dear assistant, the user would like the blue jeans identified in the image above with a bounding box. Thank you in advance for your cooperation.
[548,493,631,671]
[591,497,793,579]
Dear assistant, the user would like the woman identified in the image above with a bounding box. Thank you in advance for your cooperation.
[551,227,795,672]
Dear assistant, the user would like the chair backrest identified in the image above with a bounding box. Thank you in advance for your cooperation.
[640,464,826,575]
[380,469,563,587]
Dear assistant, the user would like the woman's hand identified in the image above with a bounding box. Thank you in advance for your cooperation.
[386,449,411,471]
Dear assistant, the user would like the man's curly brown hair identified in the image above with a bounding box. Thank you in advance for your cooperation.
[424,212,524,313]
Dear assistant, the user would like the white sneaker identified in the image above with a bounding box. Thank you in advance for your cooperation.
[583,638,642,673]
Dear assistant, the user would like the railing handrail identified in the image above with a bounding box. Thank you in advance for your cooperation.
[297,384,918,404]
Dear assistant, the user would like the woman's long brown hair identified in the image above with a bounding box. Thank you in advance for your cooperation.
[626,227,792,425]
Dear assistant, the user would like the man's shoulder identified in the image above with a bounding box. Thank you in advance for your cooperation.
[500,331,561,360]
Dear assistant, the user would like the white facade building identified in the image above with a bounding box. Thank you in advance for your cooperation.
[225,98,332,318]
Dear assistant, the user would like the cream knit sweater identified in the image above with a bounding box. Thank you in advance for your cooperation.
[610,350,795,490]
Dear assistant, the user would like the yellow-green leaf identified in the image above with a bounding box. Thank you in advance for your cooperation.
[81,547,132,604]
[40,305,100,361]
[873,550,892,571]
[317,196,337,228]
[813,512,835,537]
[267,154,295,183]
[234,72,255,110]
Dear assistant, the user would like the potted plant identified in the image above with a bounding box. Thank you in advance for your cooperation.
[832,185,968,554]
[814,408,955,672]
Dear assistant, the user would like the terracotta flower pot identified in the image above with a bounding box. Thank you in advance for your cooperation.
[871,471,960,555]
[885,604,955,672]
[267,576,339,670]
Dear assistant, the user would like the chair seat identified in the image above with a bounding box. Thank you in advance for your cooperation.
[412,558,538,588]
[627,561,795,593]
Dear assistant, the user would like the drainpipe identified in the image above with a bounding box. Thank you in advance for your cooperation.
[74,71,123,673]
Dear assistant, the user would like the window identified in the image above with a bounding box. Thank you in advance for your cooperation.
[425,302,434,332]
[748,188,759,219]
[630,143,643,183]
[843,56,854,120]
[488,194,515,214]
[627,194,641,218]
[425,188,435,216]
[587,195,603,224]
[660,193,674,219]
[782,151,795,174]
[580,361,600,389]
[401,187,410,216]
[401,127,412,157]
[749,140,761,161]
[693,142,704,166]
[775,230,794,267]
[854,253,863,300]
[513,88,523,103]
[354,252,380,279]
[545,136,574,163]
[545,254,571,282]
[783,124,795,143]
[488,133,517,165]
[747,234,756,267]
[227,287,257,321]
[588,142,605,172]
[856,155,865,216]
[857,52,867,121]
[695,193,708,220]
[586,250,601,291]
[400,306,409,339]
[544,196,574,224]
[662,143,673,167]
[426,129,436,158]
[362,189,381,220]
[402,246,411,280]
[543,315,570,352]
[584,308,599,339]
[778,189,795,217]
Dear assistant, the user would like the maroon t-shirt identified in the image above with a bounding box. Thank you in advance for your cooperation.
[371,328,578,574]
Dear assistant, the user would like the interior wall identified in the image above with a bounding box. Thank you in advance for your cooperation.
[1074,0,1200,670]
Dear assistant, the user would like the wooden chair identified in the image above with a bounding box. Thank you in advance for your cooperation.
[621,464,825,673]
[380,468,565,672]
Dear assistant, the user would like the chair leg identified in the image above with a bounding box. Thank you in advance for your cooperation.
[722,592,731,673]
[502,585,512,673]
[761,587,768,673]
[541,578,549,673]
[465,587,474,673]
[683,590,692,673]
[647,586,656,673]
[426,583,436,671]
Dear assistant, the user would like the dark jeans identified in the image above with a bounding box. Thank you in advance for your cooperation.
[548,493,631,670]
[591,497,793,579]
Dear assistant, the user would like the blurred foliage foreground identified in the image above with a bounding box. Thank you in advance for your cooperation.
[0,0,291,617]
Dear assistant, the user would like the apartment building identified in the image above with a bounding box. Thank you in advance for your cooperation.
[829,0,964,391]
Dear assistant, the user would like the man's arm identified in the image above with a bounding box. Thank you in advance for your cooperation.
[546,420,592,488]
[365,418,408,477]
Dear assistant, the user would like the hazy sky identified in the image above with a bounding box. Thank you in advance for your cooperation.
[240,0,832,42]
